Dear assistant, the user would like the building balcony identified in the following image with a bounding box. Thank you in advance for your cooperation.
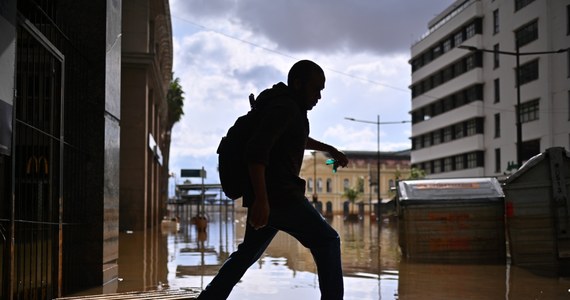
[412,0,482,55]
[412,67,483,109]
[411,134,484,164]
[412,101,484,136]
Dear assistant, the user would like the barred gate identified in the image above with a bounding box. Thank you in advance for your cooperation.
[13,18,64,300]
[2,0,93,299]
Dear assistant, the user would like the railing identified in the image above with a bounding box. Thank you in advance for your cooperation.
[412,0,477,46]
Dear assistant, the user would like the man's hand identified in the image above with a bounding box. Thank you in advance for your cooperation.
[249,195,270,230]
[306,137,349,170]
[330,148,349,170]
[248,162,270,230]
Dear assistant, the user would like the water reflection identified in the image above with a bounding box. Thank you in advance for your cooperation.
[113,205,570,300]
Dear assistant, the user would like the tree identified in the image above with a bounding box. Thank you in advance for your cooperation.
[407,167,426,180]
[160,77,185,213]
[167,77,185,127]
[343,177,364,216]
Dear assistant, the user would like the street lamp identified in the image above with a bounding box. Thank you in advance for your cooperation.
[345,116,411,220]
[458,45,569,167]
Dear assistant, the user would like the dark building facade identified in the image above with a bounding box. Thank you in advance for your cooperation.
[0,0,121,298]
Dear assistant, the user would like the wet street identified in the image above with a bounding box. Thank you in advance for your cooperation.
[112,204,570,300]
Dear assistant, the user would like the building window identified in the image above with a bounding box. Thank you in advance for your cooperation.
[454,123,464,139]
[517,59,539,86]
[515,0,535,11]
[521,139,540,163]
[493,9,499,34]
[442,67,453,82]
[424,162,432,175]
[424,134,432,147]
[326,178,332,193]
[495,148,501,173]
[444,157,453,172]
[343,178,350,191]
[433,130,441,145]
[433,159,441,174]
[475,117,484,134]
[454,31,464,46]
[308,178,313,192]
[465,55,475,70]
[433,44,442,59]
[466,23,476,39]
[467,153,478,168]
[455,91,467,107]
[317,178,323,193]
[432,71,442,86]
[443,127,452,142]
[453,60,465,77]
[443,97,454,112]
[455,154,464,170]
[493,44,500,68]
[519,99,540,123]
[516,20,538,48]
[443,39,452,53]
[413,137,422,150]
[433,101,442,115]
[466,119,477,136]
[494,113,501,138]
[494,79,500,103]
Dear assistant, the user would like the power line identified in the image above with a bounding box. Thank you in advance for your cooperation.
[170,13,568,118]
[170,13,413,94]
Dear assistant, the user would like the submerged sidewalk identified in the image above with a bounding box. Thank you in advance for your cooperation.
[55,289,201,300]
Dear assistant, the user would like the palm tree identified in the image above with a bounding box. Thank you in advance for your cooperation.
[167,77,185,127]
[160,77,185,216]
[343,177,364,218]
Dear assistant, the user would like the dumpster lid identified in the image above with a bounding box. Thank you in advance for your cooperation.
[398,177,504,201]
[504,147,570,184]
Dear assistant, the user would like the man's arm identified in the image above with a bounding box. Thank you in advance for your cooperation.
[306,137,349,168]
[248,162,270,230]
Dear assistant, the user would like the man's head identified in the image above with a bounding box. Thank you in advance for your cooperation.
[287,60,325,110]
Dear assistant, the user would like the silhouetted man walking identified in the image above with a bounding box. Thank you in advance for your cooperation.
[198,60,348,300]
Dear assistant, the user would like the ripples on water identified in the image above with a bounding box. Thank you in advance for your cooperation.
[112,205,570,300]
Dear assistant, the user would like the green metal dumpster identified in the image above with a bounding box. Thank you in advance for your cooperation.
[503,147,570,275]
[397,178,506,263]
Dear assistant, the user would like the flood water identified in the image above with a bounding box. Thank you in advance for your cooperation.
[108,204,570,300]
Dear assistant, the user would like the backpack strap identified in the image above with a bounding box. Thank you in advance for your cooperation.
[249,93,255,109]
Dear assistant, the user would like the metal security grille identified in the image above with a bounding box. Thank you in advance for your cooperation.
[6,0,93,299]
[14,22,63,300]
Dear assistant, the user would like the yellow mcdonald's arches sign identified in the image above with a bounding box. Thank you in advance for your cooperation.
[26,155,49,175]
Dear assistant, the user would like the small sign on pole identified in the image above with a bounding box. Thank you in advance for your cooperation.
[181,169,207,178]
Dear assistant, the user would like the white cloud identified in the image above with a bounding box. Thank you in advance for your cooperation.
[167,0,455,184]
[171,0,454,54]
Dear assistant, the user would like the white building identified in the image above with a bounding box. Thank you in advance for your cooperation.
[410,0,570,179]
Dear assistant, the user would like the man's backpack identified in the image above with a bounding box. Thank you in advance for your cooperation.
[216,94,258,200]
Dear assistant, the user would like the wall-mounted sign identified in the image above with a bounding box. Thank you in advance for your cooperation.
[26,155,49,175]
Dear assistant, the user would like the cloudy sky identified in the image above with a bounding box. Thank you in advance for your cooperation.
[168,0,455,187]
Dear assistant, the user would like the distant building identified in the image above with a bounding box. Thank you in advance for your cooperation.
[299,150,411,214]
[120,0,173,231]
[410,0,570,178]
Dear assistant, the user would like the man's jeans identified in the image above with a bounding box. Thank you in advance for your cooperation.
[197,198,344,300]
